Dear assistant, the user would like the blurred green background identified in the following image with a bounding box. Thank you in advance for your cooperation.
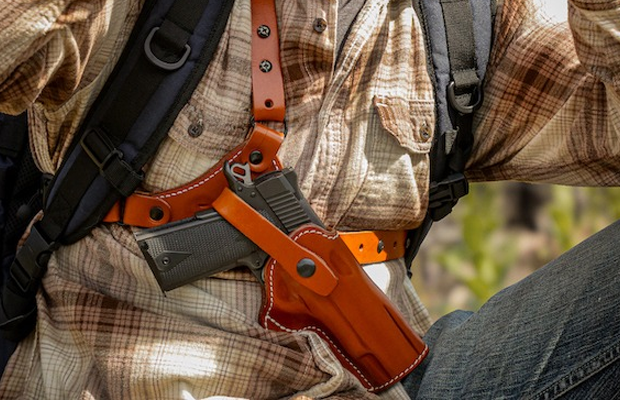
[411,183,620,321]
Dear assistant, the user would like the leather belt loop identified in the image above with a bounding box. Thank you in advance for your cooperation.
[213,187,338,296]
[251,0,286,122]
[339,230,408,265]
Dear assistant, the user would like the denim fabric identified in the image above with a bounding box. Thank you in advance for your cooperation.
[402,220,620,399]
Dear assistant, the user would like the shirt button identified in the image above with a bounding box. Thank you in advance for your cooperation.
[420,121,432,140]
[313,18,327,33]
[188,122,203,138]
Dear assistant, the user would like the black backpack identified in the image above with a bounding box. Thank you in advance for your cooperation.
[0,112,47,371]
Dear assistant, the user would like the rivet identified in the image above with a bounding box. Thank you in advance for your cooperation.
[249,150,263,164]
[377,240,385,254]
[297,258,316,278]
[257,25,271,38]
[150,206,164,221]
[259,60,273,73]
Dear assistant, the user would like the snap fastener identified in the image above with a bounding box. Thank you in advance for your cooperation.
[313,18,327,33]
[259,60,273,73]
[257,25,271,38]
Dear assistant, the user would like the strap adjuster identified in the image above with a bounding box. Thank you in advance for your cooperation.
[80,129,122,171]
[80,129,143,197]
[428,173,469,221]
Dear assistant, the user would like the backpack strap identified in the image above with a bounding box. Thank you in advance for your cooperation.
[0,113,28,160]
[0,113,38,271]
[0,0,235,342]
[406,0,497,267]
[100,0,288,229]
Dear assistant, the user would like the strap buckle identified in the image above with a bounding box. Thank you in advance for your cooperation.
[11,224,55,293]
[0,223,52,341]
[428,173,469,221]
[80,129,123,172]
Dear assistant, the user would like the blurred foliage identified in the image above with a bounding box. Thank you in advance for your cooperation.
[548,185,620,252]
[412,183,620,320]
[435,183,517,306]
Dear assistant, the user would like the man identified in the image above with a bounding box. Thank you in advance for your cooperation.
[0,0,619,398]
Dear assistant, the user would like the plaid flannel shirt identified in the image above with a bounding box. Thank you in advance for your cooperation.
[0,0,618,398]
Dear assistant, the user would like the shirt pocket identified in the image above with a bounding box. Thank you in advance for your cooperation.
[337,95,435,231]
[373,95,434,154]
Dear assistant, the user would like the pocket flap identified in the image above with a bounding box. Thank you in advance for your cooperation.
[373,95,434,154]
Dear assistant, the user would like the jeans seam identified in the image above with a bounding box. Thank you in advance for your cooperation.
[528,342,620,400]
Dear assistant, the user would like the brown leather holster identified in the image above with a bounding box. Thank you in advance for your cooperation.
[213,186,429,392]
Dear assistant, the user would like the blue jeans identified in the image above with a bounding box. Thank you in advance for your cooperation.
[402,220,620,399]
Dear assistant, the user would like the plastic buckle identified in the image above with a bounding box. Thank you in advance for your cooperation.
[11,224,55,293]
[428,173,469,221]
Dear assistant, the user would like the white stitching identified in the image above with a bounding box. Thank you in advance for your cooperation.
[291,227,339,242]
[262,228,427,391]
[157,149,243,199]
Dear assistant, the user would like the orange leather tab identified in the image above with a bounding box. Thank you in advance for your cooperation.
[340,230,407,265]
[251,0,285,122]
[103,124,284,228]
[212,187,338,296]
[261,226,428,392]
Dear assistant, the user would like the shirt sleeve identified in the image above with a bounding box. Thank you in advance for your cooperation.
[0,0,121,115]
[466,0,620,186]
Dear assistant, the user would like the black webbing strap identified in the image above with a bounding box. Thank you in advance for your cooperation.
[440,0,479,180]
[432,0,480,184]
[442,0,477,87]
[44,0,230,243]
[405,0,493,268]
[0,114,28,160]
[0,0,235,341]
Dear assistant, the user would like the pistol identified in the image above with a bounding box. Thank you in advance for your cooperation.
[136,161,429,391]
[135,162,322,291]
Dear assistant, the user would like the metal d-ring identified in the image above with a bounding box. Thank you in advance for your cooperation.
[447,80,483,115]
[144,27,191,71]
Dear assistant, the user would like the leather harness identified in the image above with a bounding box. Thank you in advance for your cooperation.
[103,0,407,266]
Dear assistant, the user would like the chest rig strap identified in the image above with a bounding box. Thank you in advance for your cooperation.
[251,0,286,122]
[104,0,287,228]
